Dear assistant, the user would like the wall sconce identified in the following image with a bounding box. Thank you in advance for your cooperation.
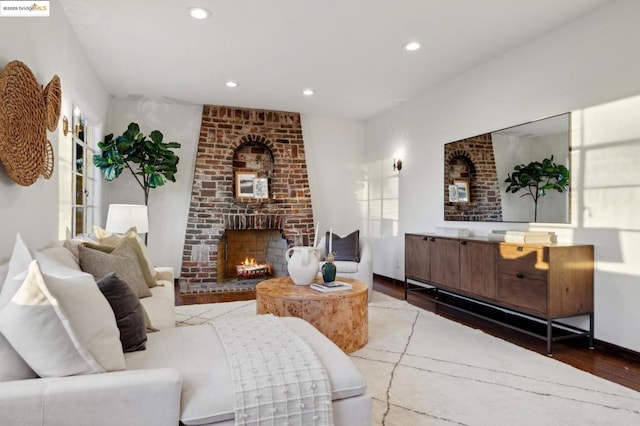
[393,158,403,171]
[62,116,69,136]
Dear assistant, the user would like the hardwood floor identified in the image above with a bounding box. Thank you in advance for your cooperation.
[175,276,640,392]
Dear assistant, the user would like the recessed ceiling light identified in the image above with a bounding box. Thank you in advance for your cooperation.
[402,41,421,52]
[225,81,238,88]
[189,7,211,20]
[302,89,315,96]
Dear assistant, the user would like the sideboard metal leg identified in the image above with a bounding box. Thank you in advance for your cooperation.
[589,313,595,349]
[547,319,553,356]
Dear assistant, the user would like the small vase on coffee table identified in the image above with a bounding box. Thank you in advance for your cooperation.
[322,253,337,283]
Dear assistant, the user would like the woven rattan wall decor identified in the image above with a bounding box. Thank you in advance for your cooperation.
[0,60,61,186]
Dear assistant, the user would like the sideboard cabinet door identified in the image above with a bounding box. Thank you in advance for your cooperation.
[405,234,430,283]
[460,240,496,300]
[429,238,460,289]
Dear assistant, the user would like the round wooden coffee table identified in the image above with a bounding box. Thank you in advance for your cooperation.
[256,277,368,353]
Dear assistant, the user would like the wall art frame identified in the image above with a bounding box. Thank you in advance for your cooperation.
[454,180,470,203]
[253,177,268,199]
[235,171,256,198]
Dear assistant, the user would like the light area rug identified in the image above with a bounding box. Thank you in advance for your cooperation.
[175,292,640,426]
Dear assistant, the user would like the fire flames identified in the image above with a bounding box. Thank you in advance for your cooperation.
[236,257,271,278]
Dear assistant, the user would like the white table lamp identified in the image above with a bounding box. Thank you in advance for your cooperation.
[105,204,149,234]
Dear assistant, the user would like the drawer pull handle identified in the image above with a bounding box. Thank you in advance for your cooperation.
[461,241,467,245]
[517,246,524,252]
[423,237,429,241]
[516,273,525,279]
[430,237,436,242]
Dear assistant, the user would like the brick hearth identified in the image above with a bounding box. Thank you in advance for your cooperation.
[181,105,314,286]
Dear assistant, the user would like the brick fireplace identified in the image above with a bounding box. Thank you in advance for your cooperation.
[180,105,314,288]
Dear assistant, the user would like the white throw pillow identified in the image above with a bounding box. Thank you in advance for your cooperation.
[0,262,8,287]
[40,246,81,271]
[0,233,37,381]
[0,259,126,377]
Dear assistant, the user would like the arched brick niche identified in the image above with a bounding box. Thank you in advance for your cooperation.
[232,135,275,199]
[444,134,503,221]
[181,105,314,285]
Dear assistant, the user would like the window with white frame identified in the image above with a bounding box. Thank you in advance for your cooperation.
[359,158,400,240]
[71,109,98,236]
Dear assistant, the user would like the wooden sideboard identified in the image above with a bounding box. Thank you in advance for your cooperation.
[405,233,594,354]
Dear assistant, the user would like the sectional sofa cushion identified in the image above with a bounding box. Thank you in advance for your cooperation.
[125,318,367,425]
[0,260,125,377]
[79,243,152,298]
[97,273,147,352]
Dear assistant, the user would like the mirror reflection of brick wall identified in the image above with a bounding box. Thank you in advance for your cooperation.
[181,106,314,285]
[444,134,503,221]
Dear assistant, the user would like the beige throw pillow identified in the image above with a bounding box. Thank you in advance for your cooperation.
[79,243,152,298]
[62,236,97,261]
[93,226,157,287]
[93,225,136,246]
[0,260,125,377]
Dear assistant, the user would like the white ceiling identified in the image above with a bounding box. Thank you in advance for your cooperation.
[59,0,614,121]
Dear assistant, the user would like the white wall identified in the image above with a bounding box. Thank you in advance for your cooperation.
[104,99,202,275]
[364,0,640,351]
[0,0,110,261]
[303,115,365,243]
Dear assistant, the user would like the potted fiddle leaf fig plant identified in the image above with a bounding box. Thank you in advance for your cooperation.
[504,155,569,222]
[93,122,181,205]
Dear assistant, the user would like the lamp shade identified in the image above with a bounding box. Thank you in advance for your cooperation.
[105,204,149,233]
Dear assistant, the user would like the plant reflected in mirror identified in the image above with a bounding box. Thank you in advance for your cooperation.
[505,155,570,222]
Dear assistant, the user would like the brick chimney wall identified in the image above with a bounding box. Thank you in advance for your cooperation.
[181,105,314,284]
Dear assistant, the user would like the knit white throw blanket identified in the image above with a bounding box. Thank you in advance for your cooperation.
[211,315,334,426]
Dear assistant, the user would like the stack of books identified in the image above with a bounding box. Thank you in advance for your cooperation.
[487,230,556,243]
[310,281,352,293]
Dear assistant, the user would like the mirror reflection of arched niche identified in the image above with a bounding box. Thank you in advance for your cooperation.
[444,135,503,222]
[444,113,570,223]
[232,137,274,200]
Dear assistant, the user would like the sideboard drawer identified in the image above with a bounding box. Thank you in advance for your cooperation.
[497,273,547,314]
[497,245,548,281]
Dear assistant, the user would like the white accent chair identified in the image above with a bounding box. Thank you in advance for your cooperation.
[317,235,373,300]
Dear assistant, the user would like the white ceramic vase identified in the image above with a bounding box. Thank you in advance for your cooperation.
[286,246,320,285]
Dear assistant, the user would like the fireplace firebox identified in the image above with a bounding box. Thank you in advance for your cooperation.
[217,229,287,282]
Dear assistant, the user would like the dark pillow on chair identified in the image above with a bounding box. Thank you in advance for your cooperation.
[96,273,147,352]
[326,230,360,262]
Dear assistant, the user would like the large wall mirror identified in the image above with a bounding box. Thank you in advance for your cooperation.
[444,113,570,223]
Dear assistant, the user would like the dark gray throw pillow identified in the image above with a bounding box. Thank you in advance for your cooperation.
[326,230,360,262]
[96,273,147,352]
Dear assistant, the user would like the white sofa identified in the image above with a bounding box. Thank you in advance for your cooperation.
[0,244,372,426]
[318,236,373,300]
